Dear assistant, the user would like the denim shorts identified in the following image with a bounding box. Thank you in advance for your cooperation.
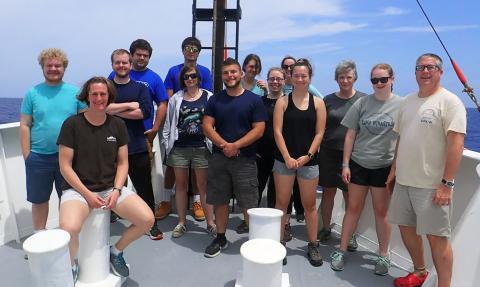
[25,152,63,204]
[166,146,210,168]
[272,160,319,180]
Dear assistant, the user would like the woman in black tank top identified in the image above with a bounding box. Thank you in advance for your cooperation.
[272,59,326,266]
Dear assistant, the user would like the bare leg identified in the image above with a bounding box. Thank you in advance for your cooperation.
[427,235,452,287]
[59,200,90,265]
[113,194,154,251]
[339,183,369,252]
[273,173,296,241]
[164,166,175,189]
[194,168,214,226]
[320,187,337,228]
[215,204,229,233]
[398,225,426,275]
[370,187,392,256]
[32,202,49,231]
[173,167,189,224]
[298,177,319,243]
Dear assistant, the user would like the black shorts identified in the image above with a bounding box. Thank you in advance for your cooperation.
[318,147,347,191]
[349,160,391,188]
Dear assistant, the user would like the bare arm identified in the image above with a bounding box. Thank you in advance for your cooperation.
[105,144,128,209]
[297,97,326,167]
[202,115,227,148]
[386,138,400,193]
[341,128,357,183]
[145,101,167,143]
[167,89,174,98]
[222,121,265,157]
[116,109,144,120]
[106,102,139,115]
[273,97,297,169]
[19,114,32,159]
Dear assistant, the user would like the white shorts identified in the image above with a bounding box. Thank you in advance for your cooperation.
[61,187,135,207]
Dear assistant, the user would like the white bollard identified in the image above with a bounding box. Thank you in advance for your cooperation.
[23,229,73,287]
[77,208,110,284]
[247,208,283,241]
[240,239,286,287]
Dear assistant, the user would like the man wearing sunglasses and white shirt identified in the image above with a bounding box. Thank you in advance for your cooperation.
[156,37,213,222]
[387,53,466,287]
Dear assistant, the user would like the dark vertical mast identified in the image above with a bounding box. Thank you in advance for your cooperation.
[212,0,226,93]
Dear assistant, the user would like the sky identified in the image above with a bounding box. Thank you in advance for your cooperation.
[0,0,479,107]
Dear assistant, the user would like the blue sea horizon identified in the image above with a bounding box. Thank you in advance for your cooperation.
[0,97,479,152]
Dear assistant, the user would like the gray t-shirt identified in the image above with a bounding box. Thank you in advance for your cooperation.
[341,94,403,169]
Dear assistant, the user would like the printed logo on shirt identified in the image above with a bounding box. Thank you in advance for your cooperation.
[136,80,150,88]
[361,113,395,135]
[106,136,117,142]
[419,109,437,125]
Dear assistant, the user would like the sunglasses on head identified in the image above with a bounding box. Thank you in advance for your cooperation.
[183,73,198,80]
[183,45,199,53]
[370,77,390,84]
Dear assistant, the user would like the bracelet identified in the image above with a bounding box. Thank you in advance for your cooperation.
[342,163,350,168]
[112,187,122,195]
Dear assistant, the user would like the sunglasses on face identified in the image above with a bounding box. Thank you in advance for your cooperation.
[183,73,198,80]
[282,64,294,70]
[370,77,390,84]
[183,46,199,53]
[415,65,439,72]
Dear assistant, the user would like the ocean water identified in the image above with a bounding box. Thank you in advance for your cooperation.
[0,97,478,152]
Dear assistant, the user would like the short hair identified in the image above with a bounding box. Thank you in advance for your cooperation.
[179,65,202,90]
[416,53,444,70]
[335,60,358,81]
[242,54,262,75]
[130,39,153,57]
[370,63,394,78]
[222,57,241,70]
[38,48,69,68]
[281,55,296,67]
[110,49,132,64]
[267,67,286,80]
[181,36,202,51]
[77,77,117,106]
[292,58,313,77]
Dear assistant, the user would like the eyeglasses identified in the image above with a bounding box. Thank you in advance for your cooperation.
[183,73,198,80]
[282,64,294,70]
[415,65,440,72]
[268,77,285,82]
[183,45,199,53]
[370,77,390,84]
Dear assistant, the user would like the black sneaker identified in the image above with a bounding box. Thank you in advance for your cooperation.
[110,252,129,277]
[296,213,305,223]
[284,223,293,242]
[72,263,79,284]
[204,237,228,258]
[110,211,120,223]
[317,228,332,243]
[281,241,287,265]
[147,224,163,240]
[235,220,249,234]
[307,242,323,267]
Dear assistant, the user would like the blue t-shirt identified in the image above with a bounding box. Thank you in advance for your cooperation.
[204,89,267,158]
[21,82,85,154]
[175,91,208,148]
[108,68,168,130]
[113,80,152,155]
[164,63,213,93]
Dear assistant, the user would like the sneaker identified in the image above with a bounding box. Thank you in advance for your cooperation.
[206,224,217,237]
[235,220,249,234]
[307,242,323,267]
[374,254,391,276]
[204,237,228,258]
[317,228,332,243]
[283,223,293,242]
[192,201,206,221]
[296,213,305,223]
[72,263,79,284]
[154,201,171,220]
[110,252,129,277]
[330,250,345,271]
[24,253,28,260]
[394,271,429,287]
[347,233,358,251]
[172,223,187,238]
[147,224,163,240]
[110,211,120,223]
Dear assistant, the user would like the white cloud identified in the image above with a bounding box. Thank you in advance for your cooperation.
[381,6,408,15]
[386,24,479,33]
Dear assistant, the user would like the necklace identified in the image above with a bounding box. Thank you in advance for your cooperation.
[185,89,199,100]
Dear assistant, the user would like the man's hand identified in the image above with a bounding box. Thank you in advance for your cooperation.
[144,128,158,143]
[222,142,240,158]
[432,184,453,206]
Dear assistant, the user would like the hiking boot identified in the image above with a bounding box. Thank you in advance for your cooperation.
[147,224,163,240]
[374,254,391,276]
[296,213,305,223]
[307,241,323,267]
[394,271,429,287]
[317,228,332,243]
[172,223,187,238]
[330,250,345,271]
[154,201,171,220]
[235,220,249,234]
[110,252,129,277]
[204,237,228,258]
[283,223,293,242]
[192,201,206,221]
[206,224,217,237]
[347,233,358,251]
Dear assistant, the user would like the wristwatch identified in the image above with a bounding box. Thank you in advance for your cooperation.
[307,152,314,160]
[441,179,455,189]
[112,187,122,195]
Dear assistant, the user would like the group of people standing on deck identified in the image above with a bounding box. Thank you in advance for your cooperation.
[20,34,466,287]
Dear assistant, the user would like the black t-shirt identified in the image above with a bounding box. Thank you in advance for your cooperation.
[257,96,278,158]
[321,91,367,150]
[175,91,208,148]
[57,114,129,192]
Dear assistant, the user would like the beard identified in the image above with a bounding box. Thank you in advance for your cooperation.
[224,78,241,89]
